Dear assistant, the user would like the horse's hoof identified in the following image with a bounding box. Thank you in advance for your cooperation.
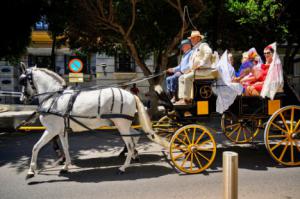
[59,169,68,175]
[116,169,125,175]
[58,157,66,165]
[132,156,140,162]
[26,173,34,180]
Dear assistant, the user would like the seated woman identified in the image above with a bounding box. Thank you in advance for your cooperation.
[243,45,274,96]
[232,48,261,82]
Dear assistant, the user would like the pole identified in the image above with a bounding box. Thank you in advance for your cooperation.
[223,151,238,199]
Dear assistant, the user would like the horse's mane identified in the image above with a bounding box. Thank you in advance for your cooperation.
[37,68,66,87]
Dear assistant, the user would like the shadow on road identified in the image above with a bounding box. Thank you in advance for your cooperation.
[28,164,174,185]
[0,130,297,184]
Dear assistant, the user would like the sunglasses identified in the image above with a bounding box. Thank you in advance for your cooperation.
[264,52,272,55]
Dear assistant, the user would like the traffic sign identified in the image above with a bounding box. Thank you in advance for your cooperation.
[69,72,84,83]
[68,58,83,73]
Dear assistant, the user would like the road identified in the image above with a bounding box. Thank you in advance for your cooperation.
[0,130,299,199]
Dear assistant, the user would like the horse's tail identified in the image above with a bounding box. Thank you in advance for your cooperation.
[134,95,169,148]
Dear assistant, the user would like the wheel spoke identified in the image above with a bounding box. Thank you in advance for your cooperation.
[268,134,287,138]
[190,153,194,171]
[243,127,247,140]
[195,131,205,144]
[294,120,300,133]
[290,107,295,132]
[175,136,189,147]
[225,123,240,129]
[192,128,196,144]
[197,147,213,152]
[197,139,213,148]
[271,122,289,134]
[227,125,241,138]
[194,152,203,168]
[183,129,191,144]
[181,152,191,167]
[244,126,253,138]
[235,127,242,142]
[279,143,289,161]
[295,141,300,152]
[173,151,189,161]
[172,144,188,151]
[279,112,290,132]
[290,141,294,163]
[270,138,288,152]
[196,151,210,162]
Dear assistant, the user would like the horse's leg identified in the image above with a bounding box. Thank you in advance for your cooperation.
[58,132,71,174]
[52,135,65,164]
[130,128,140,161]
[118,128,140,159]
[112,119,136,174]
[26,130,57,179]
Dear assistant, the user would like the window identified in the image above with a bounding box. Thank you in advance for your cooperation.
[28,55,51,68]
[34,16,49,31]
[115,53,136,72]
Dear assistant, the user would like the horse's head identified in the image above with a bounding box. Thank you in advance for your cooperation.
[19,63,66,103]
[19,63,37,103]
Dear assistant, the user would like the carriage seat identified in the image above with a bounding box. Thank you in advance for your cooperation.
[194,68,219,80]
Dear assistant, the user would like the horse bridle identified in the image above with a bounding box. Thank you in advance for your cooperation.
[19,68,37,101]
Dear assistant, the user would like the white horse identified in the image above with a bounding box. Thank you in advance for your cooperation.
[19,64,168,179]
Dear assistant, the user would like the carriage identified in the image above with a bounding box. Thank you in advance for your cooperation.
[154,67,300,174]
[18,56,299,178]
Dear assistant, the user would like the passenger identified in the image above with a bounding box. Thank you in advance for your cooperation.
[175,30,213,105]
[243,45,274,96]
[227,52,236,79]
[228,53,234,67]
[232,48,261,82]
[166,39,193,103]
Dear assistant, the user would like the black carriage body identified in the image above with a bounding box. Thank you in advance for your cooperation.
[172,77,288,122]
[227,93,284,119]
[173,79,218,120]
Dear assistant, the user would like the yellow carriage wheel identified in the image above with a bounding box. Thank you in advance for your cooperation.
[170,124,217,174]
[264,105,300,166]
[153,115,181,141]
[221,112,261,144]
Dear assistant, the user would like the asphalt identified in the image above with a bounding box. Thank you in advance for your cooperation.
[0,130,300,199]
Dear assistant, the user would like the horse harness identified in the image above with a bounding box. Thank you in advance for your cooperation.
[19,87,139,136]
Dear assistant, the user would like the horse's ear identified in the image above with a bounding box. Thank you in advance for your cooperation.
[33,64,37,69]
[20,62,27,73]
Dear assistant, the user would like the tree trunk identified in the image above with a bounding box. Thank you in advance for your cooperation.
[50,32,57,71]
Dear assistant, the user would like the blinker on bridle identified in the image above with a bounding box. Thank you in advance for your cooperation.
[19,69,37,99]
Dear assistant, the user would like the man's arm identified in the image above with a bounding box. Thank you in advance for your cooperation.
[192,43,212,70]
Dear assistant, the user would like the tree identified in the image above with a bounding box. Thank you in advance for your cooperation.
[67,0,205,81]
[44,0,73,71]
[0,0,48,62]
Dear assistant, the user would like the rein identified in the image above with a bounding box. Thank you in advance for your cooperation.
[1,70,167,101]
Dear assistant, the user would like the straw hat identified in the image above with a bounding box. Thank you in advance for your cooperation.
[188,30,204,39]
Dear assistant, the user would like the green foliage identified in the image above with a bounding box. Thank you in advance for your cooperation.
[227,0,283,24]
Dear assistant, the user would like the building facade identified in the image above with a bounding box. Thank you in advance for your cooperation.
[0,22,154,104]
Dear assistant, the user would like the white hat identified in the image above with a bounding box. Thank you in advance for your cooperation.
[188,30,204,39]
